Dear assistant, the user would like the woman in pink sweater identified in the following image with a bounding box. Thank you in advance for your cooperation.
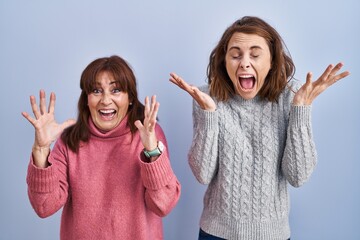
[22,55,181,240]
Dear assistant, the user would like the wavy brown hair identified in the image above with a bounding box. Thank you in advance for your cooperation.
[207,16,295,102]
[61,55,145,152]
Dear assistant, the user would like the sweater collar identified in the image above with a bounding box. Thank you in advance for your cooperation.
[232,94,262,106]
[88,115,131,138]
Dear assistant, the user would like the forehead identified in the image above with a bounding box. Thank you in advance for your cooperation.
[227,32,269,51]
[93,71,120,87]
[96,71,114,82]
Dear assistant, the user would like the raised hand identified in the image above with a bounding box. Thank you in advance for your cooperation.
[293,62,350,106]
[134,95,160,161]
[169,72,216,111]
[22,90,75,167]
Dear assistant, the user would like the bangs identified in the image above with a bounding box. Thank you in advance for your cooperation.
[82,68,129,94]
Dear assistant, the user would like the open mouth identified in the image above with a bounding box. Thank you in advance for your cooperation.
[98,109,116,120]
[238,74,256,90]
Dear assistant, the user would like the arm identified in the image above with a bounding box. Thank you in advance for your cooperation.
[134,96,180,216]
[26,139,70,218]
[22,90,75,217]
[282,62,350,187]
[281,105,317,187]
[188,98,220,184]
[140,125,181,217]
[169,73,219,184]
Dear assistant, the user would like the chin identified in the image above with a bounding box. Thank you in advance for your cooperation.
[237,88,258,100]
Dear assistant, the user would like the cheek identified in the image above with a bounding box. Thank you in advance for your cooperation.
[87,96,97,110]
[225,60,238,76]
[257,59,271,76]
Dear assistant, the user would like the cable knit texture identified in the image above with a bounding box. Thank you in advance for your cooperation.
[189,79,317,240]
[26,116,181,240]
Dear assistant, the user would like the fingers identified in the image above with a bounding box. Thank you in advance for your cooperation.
[169,72,181,86]
[30,95,41,119]
[21,111,36,126]
[48,92,56,114]
[169,72,194,94]
[134,120,144,130]
[335,70,351,82]
[149,95,159,122]
[143,95,159,131]
[325,62,350,84]
[30,89,54,119]
[310,62,350,89]
[297,62,350,105]
[169,72,184,88]
[306,72,313,85]
[39,90,47,115]
[144,96,150,118]
[169,72,211,103]
[330,62,350,83]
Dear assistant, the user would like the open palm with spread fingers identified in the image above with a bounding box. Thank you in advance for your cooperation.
[293,62,350,106]
[169,72,216,111]
[21,90,76,151]
[134,95,160,154]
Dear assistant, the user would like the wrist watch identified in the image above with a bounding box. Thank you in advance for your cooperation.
[143,141,165,158]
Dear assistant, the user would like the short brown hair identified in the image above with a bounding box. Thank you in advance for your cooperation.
[207,16,295,102]
[62,55,145,152]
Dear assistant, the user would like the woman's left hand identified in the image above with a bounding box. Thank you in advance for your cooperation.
[293,62,350,105]
[135,95,159,154]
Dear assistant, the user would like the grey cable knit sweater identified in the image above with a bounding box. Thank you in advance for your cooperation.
[189,79,317,240]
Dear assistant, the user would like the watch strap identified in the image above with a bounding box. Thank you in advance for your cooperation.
[143,141,164,158]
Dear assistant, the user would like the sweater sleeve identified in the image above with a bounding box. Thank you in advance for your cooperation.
[188,91,220,185]
[281,105,317,187]
[26,139,69,218]
[140,124,181,217]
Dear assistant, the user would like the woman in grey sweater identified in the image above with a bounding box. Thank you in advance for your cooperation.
[169,16,349,240]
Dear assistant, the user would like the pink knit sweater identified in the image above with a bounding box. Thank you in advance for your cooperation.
[26,117,181,240]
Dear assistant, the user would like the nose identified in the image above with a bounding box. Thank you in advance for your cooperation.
[100,92,112,105]
[240,57,250,69]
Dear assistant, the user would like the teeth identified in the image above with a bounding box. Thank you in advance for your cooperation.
[99,109,115,114]
[239,74,254,78]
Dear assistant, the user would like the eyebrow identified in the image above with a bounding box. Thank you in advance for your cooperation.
[95,81,117,86]
[228,45,263,51]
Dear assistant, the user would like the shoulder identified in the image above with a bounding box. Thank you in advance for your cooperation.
[155,123,167,140]
[154,123,169,146]
[192,84,211,108]
[198,84,210,93]
[155,123,165,134]
[280,78,303,101]
[287,78,302,92]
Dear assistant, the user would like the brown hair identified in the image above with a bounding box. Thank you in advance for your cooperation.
[207,16,295,102]
[61,55,145,152]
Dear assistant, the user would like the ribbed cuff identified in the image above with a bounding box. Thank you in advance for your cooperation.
[290,105,311,127]
[26,157,56,193]
[140,150,175,190]
[199,109,218,131]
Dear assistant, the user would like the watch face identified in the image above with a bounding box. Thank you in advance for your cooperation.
[158,141,165,152]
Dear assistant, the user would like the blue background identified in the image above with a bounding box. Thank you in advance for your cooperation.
[1,0,359,239]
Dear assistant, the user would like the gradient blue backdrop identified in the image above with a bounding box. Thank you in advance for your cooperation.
[1,0,359,239]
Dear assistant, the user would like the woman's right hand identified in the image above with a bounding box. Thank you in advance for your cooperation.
[22,90,75,168]
[169,73,216,111]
